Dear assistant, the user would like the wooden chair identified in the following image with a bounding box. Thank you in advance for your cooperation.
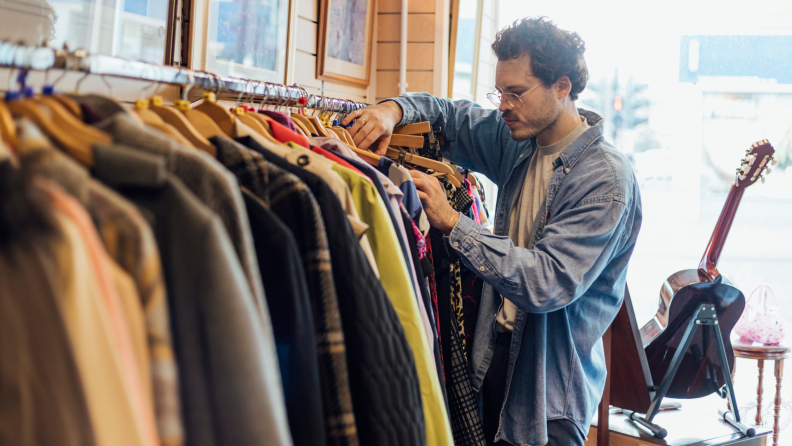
[597,284,656,446]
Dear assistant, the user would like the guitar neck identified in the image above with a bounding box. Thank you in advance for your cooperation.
[698,185,746,281]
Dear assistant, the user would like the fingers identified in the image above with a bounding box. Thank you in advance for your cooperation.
[353,119,379,148]
[341,109,364,126]
[410,171,430,190]
[348,114,369,139]
[415,190,429,202]
[374,138,390,156]
[359,123,389,150]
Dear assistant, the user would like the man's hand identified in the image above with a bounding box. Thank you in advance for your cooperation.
[341,101,403,155]
[410,170,459,234]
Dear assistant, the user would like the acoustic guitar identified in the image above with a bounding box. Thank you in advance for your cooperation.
[640,140,776,399]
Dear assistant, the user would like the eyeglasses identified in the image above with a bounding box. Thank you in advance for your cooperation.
[487,82,543,109]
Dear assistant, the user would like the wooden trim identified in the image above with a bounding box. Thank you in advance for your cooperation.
[285,0,298,85]
[180,0,194,68]
[434,0,450,96]
[164,0,177,65]
[317,0,376,87]
[447,0,460,98]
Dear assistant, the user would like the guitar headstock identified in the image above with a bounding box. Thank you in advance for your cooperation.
[734,139,776,189]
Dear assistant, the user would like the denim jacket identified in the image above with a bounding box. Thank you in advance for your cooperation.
[387,93,642,446]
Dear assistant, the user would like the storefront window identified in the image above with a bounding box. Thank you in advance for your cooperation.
[497,1,792,323]
[0,0,171,63]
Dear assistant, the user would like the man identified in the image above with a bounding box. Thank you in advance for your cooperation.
[342,17,642,446]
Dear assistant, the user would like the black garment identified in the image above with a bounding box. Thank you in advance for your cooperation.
[93,143,286,446]
[235,135,427,446]
[431,229,486,446]
[242,190,325,446]
[483,333,585,446]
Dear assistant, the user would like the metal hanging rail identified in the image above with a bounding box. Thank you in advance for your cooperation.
[0,41,370,112]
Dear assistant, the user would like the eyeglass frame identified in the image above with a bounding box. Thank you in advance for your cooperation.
[487,81,544,109]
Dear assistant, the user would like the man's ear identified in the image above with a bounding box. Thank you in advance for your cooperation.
[555,75,572,100]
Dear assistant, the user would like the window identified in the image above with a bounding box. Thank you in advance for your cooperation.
[494,1,792,325]
[0,0,172,64]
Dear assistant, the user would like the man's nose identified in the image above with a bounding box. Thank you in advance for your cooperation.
[498,101,511,113]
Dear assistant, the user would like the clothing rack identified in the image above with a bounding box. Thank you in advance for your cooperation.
[0,41,370,112]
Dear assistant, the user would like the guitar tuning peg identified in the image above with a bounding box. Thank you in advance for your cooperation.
[766,166,772,175]
[771,158,778,166]
[741,164,751,173]
[746,154,756,162]
[739,174,747,180]
[734,174,740,186]
[761,175,766,184]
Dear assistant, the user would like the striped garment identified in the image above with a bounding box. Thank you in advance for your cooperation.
[214,136,359,446]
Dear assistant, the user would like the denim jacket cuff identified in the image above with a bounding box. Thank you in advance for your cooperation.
[377,97,416,127]
[446,214,480,254]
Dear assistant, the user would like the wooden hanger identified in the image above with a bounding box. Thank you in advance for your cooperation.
[50,95,83,119]
[385,146,461,188]
[192,92,235,136]
[0,101,17,147]
[291,113,319,135]
[467,172,479,189]
[7,99,94,166]
[149,96,215,154]
[133,99,196,148]
[35,96,113,144]
[292,119,312,137]
[394,121,431,135]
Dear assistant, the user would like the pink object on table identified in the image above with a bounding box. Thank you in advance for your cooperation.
[735,283,787,345]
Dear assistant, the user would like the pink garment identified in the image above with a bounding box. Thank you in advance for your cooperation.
[408,209,427,260]
[42,181,160,446]
[463,178,480,224]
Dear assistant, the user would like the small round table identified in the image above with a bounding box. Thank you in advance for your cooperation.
[731,337,791,446]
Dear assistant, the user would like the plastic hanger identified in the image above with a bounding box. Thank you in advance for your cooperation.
[192,74,235,136]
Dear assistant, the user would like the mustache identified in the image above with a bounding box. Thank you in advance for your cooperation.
[501,111,517,120]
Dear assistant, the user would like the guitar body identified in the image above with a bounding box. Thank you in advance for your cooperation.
[642,270,745,398]
[639,140,775,401]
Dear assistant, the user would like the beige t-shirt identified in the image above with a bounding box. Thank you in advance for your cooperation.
[495,117,590,332]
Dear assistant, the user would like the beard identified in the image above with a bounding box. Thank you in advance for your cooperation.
[503,89,561,141]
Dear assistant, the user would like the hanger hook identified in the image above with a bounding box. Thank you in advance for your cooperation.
[181,68,195,102]
[75,65,91,93]
[258,83,270,112]
[235,79,247,108]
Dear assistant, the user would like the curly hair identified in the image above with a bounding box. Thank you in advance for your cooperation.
[491,17,588,101]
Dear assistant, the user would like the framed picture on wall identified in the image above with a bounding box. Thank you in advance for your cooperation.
[317,0,375,87]
[191,0,292,84]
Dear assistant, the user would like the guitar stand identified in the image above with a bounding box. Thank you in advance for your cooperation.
[626,303,755,439]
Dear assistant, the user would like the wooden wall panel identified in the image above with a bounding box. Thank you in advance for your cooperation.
[298,0,318,21]
[376,70,434,99]
[296,17,318,54]
[377,13,435,43]
[378,0,435,13]
[377,43,434,70]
